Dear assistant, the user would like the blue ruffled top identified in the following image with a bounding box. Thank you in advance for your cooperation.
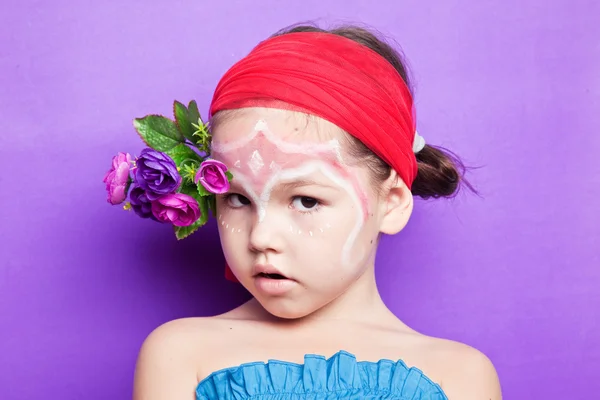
[196,350,448,399]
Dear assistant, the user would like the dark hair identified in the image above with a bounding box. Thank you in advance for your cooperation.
[272,25,474,199]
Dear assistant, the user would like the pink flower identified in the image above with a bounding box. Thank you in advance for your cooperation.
[151,193,200,227]
[194,159,230,194]
[103,152,133,205]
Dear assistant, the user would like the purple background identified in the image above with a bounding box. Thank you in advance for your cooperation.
[1,1,599,399]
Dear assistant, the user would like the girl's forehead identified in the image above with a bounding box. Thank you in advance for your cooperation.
[211,116,349,172]
[211,108,344,145]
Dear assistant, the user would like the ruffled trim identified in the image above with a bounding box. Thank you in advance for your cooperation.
[196,350,448,399]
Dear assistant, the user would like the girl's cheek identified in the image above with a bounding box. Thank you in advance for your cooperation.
[216,201,248,234]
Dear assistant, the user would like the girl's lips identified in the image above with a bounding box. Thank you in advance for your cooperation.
[252,264,291,279]
[254,275,298,296]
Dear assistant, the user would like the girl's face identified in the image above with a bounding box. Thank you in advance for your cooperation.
[211,108,386,318]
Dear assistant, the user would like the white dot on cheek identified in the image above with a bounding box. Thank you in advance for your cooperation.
[317,223,332,233]
[286,225,320,237]
[219,217,241,233]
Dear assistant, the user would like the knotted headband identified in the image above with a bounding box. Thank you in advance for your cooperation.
[209,31,419,188]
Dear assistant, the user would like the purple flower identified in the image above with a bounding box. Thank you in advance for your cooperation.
[103,152,133,205]
[134,148,181,200]
[151,193,200,227]
[129,184,155,220]
[194,159,230,194]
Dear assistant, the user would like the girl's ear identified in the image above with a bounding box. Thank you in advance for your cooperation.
[378,171,414,235]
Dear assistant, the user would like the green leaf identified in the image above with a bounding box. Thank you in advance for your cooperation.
[179,183,198,197]
[173,101,196,142]
[225,170,233,180]
[188,100,201,126]
[197,182,211,197]
[197,196,210,226]
[133,115,184,152]
[208,195,217,218]
[188,101,207,149]
[165,143,201,166]
[174,218,203,240]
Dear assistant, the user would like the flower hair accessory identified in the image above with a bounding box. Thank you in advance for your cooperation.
[102,100,233,239]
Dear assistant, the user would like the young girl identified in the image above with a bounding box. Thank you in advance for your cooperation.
[128,25,502,399]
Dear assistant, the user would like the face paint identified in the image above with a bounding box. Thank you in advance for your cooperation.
[288,222,332,236]
[219,214,243,233]
[212,120,370,267]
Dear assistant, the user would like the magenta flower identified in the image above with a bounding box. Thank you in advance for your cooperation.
[103,152,133,205]
[151,193,200,227]
[195,159,230,194]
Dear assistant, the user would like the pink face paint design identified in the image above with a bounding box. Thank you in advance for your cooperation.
[213,120,369,218]
[212,120,370,267]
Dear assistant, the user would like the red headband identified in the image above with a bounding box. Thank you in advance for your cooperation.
[209,31,418,188]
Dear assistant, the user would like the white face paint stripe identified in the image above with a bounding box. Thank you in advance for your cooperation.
[229,171,267,222]
[212,120,345,165]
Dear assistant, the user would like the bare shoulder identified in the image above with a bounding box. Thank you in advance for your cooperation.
[421,335,502,400]
[132,317,222,400]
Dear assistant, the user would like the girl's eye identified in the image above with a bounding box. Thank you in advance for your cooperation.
[292,196,319,212]
[227,194,251,208]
